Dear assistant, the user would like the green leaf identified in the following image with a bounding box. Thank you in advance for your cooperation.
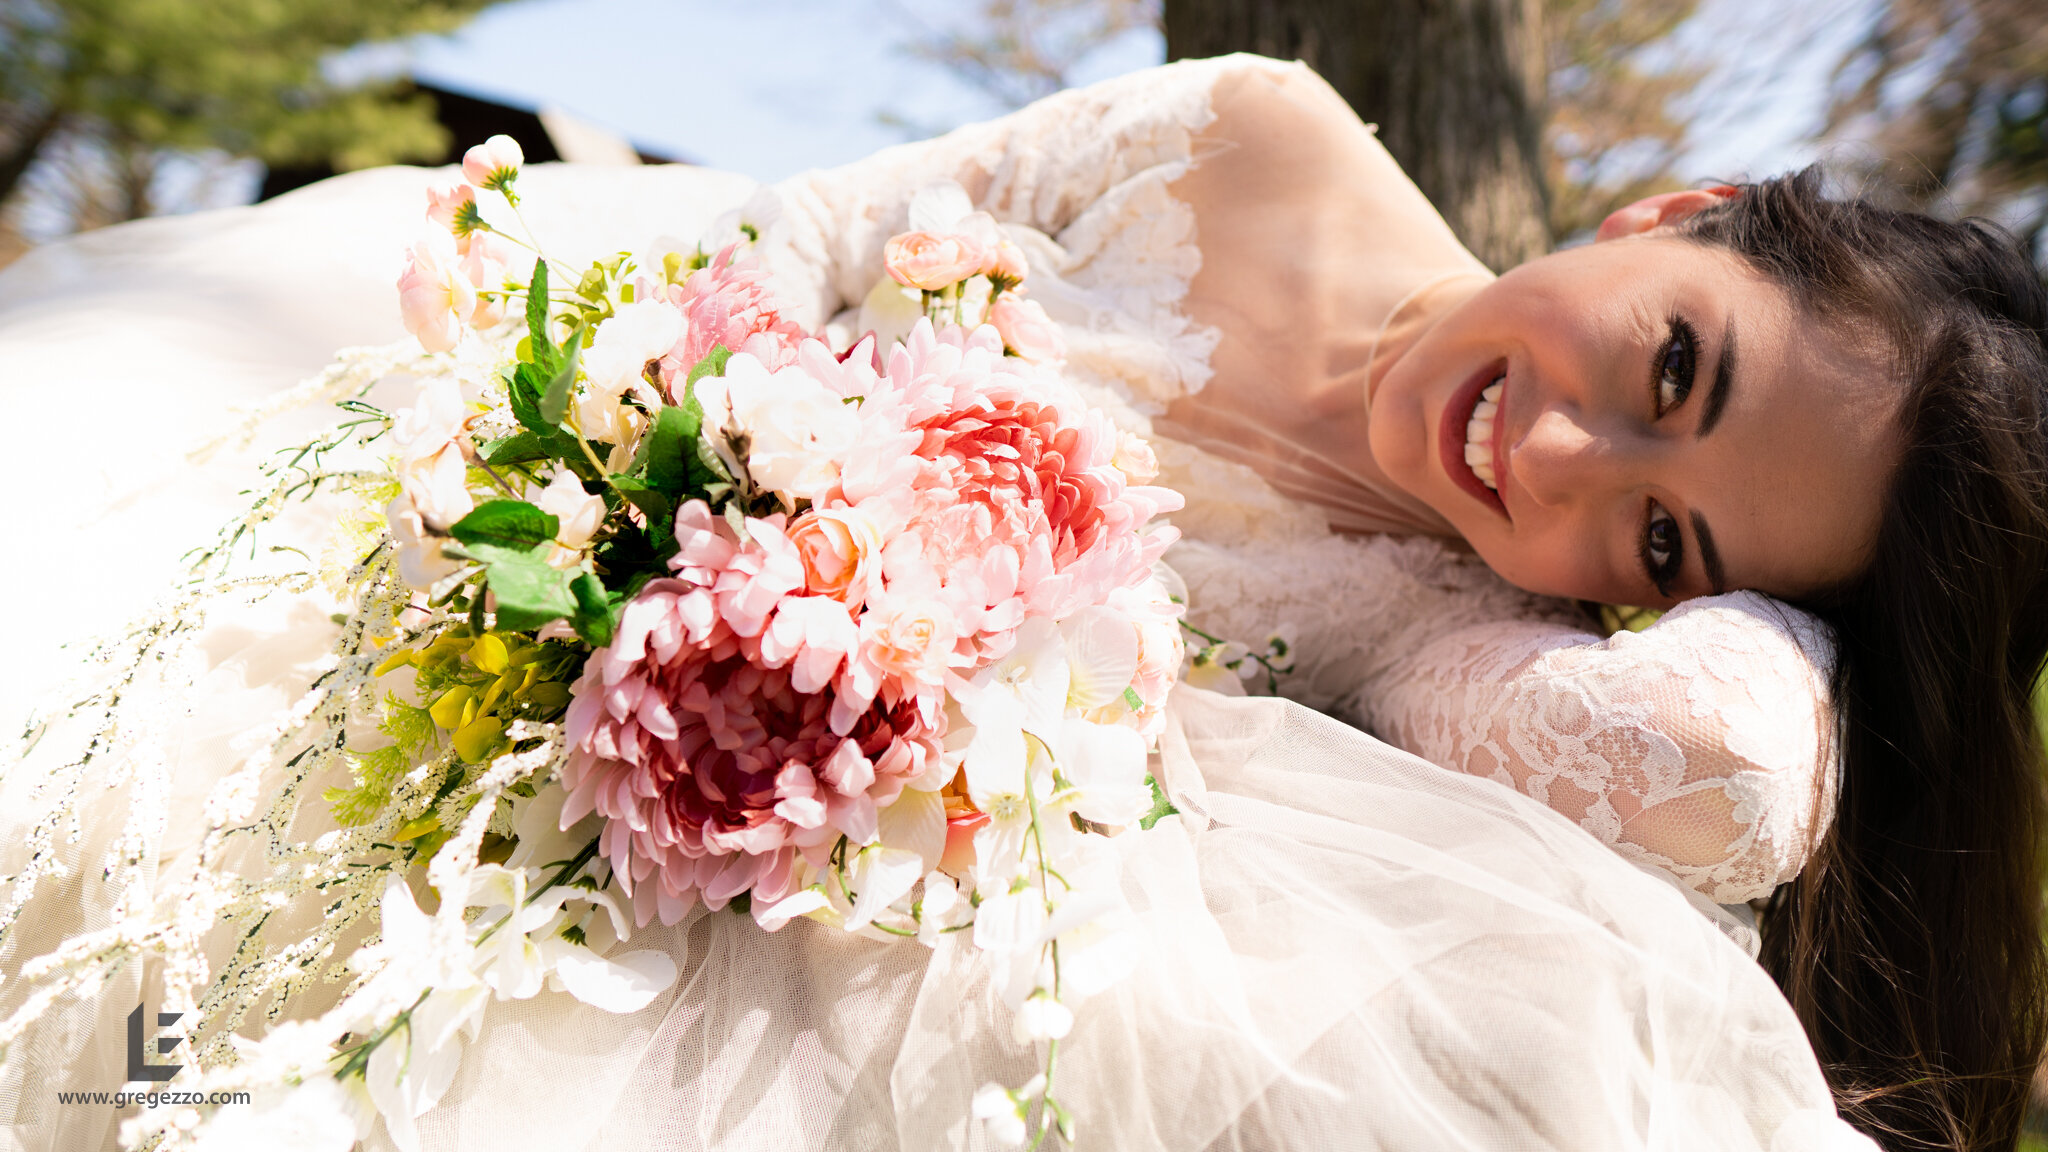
[538,326,583,427]
[640,404,702,496]
[481,430,552,466]
[607,473,675,529]
[525,258,553,363]
[1139,773,1179,832]
[472,543,578,631]
[569,571,613,647]
[1122,686,1145,712]
[685,344,731,389]
[450,500,558,552]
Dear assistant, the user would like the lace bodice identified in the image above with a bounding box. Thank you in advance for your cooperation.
[757,54,1840,907]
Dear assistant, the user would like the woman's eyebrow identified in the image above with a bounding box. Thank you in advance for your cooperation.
[1690,509,1728,595]
[1696,316,1736,438]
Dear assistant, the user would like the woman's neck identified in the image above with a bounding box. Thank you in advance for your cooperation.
[1365,270,1494,412]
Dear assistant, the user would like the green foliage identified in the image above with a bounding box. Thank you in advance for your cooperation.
[450,500,558,553]
[0,0,508,221]
[1139,774,1177,831]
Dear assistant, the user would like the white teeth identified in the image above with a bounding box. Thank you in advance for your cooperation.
[1463,375,1505,491]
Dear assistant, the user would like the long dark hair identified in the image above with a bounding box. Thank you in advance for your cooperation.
[1677,169,2048,1150]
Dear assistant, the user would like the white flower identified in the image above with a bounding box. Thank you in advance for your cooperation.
[386,495,463,593]
[842,843,924,933]
[972,1074,1045,1148]
[972,882,1052,1009]
[698,185,785,253]
[875,783,946,872]
[1059,606,1140,711]
[1185,640,1250,696]
[957,619,1070,803]
[460,864,678,1012]
[534,467,606,564]
[390,375,474,531]
[505,783,600,872]
[1013,990,1074,1044]
[582,300,679,405]
[1055,716,1151,828]
[915,871,972,946]
[572,300,676,449]
[855,277,925,349]
[697,352,859,502]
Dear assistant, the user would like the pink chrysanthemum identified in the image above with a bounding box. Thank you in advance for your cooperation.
[561,525,944,927]
[657,245,805,389]
[837,323,1184,647]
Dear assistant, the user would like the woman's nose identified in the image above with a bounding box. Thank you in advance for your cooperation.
[1508,407,1633,507]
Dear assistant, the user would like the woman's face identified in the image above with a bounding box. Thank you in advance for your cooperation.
[1369,230,1904,608]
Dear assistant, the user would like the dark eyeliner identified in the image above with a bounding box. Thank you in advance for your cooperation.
[1651,316,1700,417]
[1638,499,1683,597]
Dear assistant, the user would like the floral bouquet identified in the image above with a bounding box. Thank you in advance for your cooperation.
[27,136,1190,1152]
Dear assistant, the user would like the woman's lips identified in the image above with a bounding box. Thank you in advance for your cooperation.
[1438,359,1508,519]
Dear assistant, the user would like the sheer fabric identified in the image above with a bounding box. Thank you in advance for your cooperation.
[0,54,1864,1152]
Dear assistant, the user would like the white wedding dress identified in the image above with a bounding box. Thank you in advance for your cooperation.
[0,55,1871,1152]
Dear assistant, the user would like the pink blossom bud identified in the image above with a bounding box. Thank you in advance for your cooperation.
[883,230,986,292]
[982,237,1028,286]
[988,296,1064,364]
[425,180,478,237]
[462,134,524,192]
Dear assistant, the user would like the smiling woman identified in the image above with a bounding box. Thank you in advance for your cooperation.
[2,52,2041,1152]
[1368,216,1904,608]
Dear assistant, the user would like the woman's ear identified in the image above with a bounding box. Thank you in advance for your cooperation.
[1593,186,1740,242]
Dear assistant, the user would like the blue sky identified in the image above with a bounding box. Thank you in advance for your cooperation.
[407,0,1166,182]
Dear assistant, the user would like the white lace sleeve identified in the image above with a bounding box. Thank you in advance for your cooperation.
[1365,592,1840,905]
[758,55,1301,414]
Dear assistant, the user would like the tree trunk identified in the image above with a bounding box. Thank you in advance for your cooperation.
[0,108,62,210]
[1164,0,1552,270]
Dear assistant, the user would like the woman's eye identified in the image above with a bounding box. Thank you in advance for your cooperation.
[1642,501,1682,595]
[1654,318,1698,417]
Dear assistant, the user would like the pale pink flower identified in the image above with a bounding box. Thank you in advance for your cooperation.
[459,231,516,327]
[787,507,885,607]
[425,180,478,240]
[989,296,1065,364]
[884,230,986,292]
[397,238,475,353]
[462,134,524,192]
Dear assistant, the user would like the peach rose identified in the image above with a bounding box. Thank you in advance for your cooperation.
[787,507,884,607]
[1111,429,1160,484]
[884,230,986,292]
[860,596,960,687]
[988,296,1065,364]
